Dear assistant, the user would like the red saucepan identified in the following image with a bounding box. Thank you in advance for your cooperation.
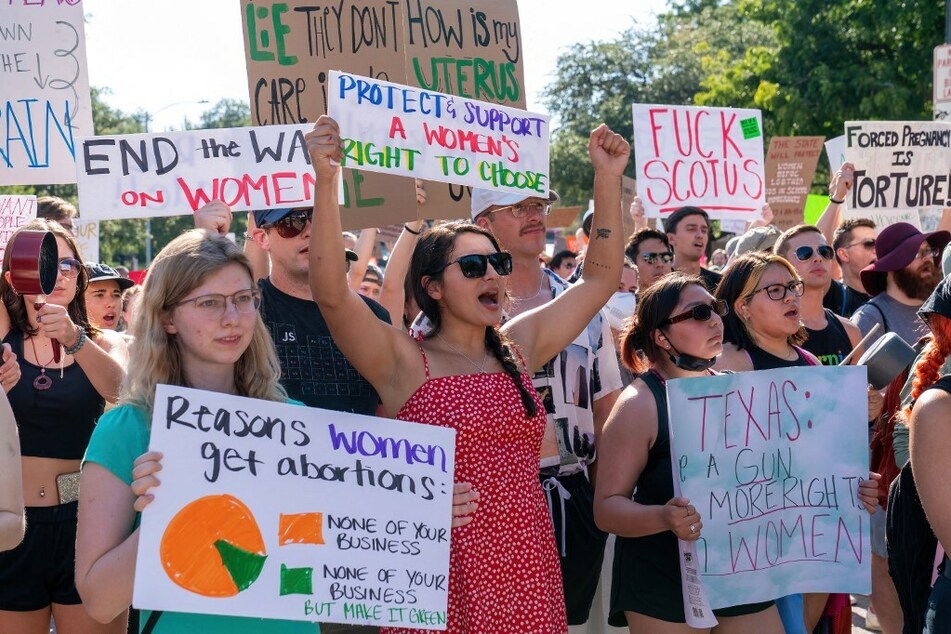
[8,230,61,362]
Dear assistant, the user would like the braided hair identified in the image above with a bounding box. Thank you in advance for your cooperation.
[904,314,951,421]
[409,221,537,418]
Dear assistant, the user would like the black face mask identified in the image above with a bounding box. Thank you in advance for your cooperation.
[665,338,717,372]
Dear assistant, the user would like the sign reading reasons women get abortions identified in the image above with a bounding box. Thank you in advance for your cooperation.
[134,385,455,629]
[328,70,550,197]
[1,0,93,185]
[632,104,766,220]
[74,123,321,221]
[666,366,871,609]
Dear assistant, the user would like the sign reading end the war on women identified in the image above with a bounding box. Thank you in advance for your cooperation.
[1,0,93,185]
[843,121,951,227]
[134,385,455,629]
[666,366,871,609]
[328,71,550,198]
[74,123,322,221]
[632,104,766,221]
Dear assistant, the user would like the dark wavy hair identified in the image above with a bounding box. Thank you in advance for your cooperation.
[0,219,98,338]
[409,221,537,417]
[620,272,705,374]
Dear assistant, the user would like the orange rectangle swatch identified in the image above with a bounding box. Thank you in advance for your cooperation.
[278,513,324,546]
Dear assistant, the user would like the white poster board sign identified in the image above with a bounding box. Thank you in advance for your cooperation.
[667,366,871,609]
[75,124,325,220]
[328,70,550,198]
[0,1,93,185]
[632,104,766,220]
[134,385,455,629]
[843,121,951,229]
[0,195,37,263]
[73,219,98,263]
[936,44,951,121]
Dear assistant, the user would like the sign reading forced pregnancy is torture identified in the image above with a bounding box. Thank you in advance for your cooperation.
[666,366,871,610]
[134,385,455,629]
[328,70,549,197]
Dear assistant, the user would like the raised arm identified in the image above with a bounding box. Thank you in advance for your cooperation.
[380,220,423,328]
[816,162,853,245]
[347,227,378,290]
[505,123,628,371]
[0,390,23,551]
[305,116,416,395]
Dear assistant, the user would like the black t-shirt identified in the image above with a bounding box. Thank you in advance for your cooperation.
[802,308,852,366]
[823,279,870,318]
[258,278,390,414]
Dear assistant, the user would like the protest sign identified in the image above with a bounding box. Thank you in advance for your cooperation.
[1,1,93,185]
[328,71,549,198]
[764,136,825,230]
[843,121,950,229]
[632,104,766,221]
[75,123,329,221]
[547,206,582,229]
[240,0,417,229]
[73,219,99,263]
[134,385,455,629]
[667,366,871,609]
[0,195,36,263]
[936,44,951,121]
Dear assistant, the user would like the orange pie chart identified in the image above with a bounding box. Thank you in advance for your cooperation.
[160,494,268,597]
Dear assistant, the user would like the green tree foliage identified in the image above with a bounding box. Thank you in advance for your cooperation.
[544,0,945,206]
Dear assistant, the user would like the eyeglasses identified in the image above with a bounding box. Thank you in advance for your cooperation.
[432,253,513,279]
[662,299,729,326]
[749,280,805,301]
[846,239,876,250]
[641,251,674,265]
[172,289,262,318]
[493,201,552,218]
[794,245,835,262]
[263,209,312,239]
[913,246,940,261]
[57,257,82,279]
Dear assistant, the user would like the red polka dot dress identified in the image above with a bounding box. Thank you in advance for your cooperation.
[382,348,567,634]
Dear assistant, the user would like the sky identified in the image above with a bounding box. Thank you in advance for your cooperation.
[82,0,669,131]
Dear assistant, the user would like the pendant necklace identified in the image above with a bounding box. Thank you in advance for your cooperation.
[440,335,488,374]
[29,336,57,391]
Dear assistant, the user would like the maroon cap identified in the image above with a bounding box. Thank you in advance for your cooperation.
[860,222,950,296]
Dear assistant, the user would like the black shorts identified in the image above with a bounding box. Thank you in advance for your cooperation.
[541,470,608,626]
[0,502,82,611]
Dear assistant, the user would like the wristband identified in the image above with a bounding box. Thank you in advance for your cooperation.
[64,326,87,356]
[404,224,421,235]
[829,196,846,205]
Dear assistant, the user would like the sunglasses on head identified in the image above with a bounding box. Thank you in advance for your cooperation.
[662,299,729,326]
[434,252,513,279]
[264,209,312,239]
[794,245,835,262]
[641,251,674,265]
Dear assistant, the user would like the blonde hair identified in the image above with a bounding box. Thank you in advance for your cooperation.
[122,230,286,411]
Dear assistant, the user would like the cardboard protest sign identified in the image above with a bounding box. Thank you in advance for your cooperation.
[632,104,766,221]
[240,0,417,230]
[547,206,582,229]
[764,136,824,230]
[0,1,93,185]
[843,121,950,229]
[73,219,98,263]
[329,71,549,198]
[402,0,526,221]
[134,385,455,629]
[936,44,951,121]
[75,124,329,221]
[0,195,36,262]
[667,366,871,609]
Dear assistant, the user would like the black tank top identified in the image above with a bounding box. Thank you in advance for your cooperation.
[802,309,851,366]
[746,343,810,370]
[4,328,105,459]
[632,370,674,506]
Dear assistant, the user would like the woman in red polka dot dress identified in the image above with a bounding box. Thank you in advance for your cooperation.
[305,114,629,633]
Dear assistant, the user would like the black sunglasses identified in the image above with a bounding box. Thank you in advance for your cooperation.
[847,239,876,250]
[794,245,834,262]
[264,209,312,239]
[431,252,513,279]
[641,251,674,265]
[662,299,729,326]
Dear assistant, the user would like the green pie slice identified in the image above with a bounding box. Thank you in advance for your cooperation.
[214,539,267,592]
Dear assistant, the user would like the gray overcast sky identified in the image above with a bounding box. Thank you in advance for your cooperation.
[83,0,668,130]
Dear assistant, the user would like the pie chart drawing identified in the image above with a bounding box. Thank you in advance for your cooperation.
[160,494,267,597]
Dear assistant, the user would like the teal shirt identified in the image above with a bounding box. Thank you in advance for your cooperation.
[84,403,317,634]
